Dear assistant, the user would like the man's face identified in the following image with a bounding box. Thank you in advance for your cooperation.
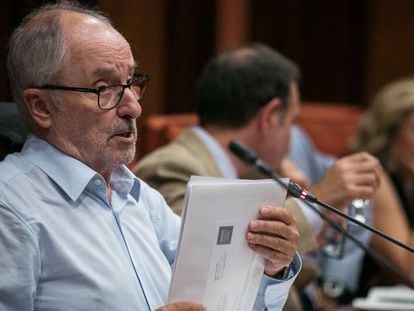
[47,12,142,177]
[261,82,301,170]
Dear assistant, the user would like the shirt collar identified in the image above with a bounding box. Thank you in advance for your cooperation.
[110,165,141,200]
[191,126,238,178]
[22,135,140,202]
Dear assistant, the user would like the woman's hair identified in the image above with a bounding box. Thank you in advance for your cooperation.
[350,77,414,171]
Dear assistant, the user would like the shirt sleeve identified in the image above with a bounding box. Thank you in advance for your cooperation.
[289,125,336,184]
[253,252,302,310]
[0,201,40,311]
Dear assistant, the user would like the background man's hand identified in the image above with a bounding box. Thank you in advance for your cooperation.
[309,152,382,210]
[247,206,299,276]
[278,157,311,188]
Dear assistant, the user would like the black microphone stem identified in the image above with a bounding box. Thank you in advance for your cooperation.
[231,140,414,255]
[315,198,414,253]
[272,168,414,255]
[296,193,414,289]
[267,167,414,288]
[229,140,414,289]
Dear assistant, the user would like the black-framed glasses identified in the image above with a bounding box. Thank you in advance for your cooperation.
[35,73,149,110]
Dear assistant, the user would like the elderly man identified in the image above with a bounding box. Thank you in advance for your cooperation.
[0,2,301,310]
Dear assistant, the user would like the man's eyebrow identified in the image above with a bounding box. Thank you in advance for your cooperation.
[92,62,138,78]
[92,67,116,78]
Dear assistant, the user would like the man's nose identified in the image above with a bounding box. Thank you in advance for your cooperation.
[117,88,142,119]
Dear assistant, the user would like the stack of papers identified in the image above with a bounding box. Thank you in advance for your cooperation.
[352,285,414,310]
[168,176,288,311]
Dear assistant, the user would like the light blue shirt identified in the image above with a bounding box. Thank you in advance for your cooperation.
[192,126,237,179]
[0,135,298,310]
[0,135,179,310]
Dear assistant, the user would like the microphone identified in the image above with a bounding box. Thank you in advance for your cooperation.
[228,139,414,288]
[229,140,317,202]
[229,139,414,253]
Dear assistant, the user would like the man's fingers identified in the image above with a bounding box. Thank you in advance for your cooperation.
[257,206,296,224]
[249,219,299,242]
[247,232,297,255]
[248,242,293,265]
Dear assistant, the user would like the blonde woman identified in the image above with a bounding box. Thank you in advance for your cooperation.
[350,78,414,293]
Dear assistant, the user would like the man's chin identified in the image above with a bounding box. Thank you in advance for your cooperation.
[110,148,136,166]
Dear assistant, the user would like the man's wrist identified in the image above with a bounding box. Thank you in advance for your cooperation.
[271,266,291,280]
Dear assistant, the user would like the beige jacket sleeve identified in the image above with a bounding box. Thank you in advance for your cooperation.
[284,198,319,253]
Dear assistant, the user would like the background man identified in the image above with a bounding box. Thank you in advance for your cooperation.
[136,43,319,252]
[135,43,382,310]
[135,43,381,252]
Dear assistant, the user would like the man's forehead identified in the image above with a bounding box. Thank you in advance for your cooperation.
[59,11,135,73]
[60,10,121,44]
[60,10,105,28]
[92,62,138,77]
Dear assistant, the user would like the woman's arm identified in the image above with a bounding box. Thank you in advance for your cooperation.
[371,172,414,281]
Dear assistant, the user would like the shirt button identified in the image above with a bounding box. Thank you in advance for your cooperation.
[94,179,102,187]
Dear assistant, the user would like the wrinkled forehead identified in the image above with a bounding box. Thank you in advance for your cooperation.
[59,11,135,77]
[60,11,110,37]
[60,11,129,51]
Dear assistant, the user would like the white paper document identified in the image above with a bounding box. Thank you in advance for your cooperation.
[168,176,288,311]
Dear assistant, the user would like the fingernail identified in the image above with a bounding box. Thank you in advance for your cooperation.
[261,206,270,215]
[250,220,258,229]
[247,232,254,241]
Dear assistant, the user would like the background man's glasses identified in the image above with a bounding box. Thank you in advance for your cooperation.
[34,73,149,110]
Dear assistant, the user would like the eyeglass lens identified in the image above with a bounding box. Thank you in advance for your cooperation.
[99,77,147,110]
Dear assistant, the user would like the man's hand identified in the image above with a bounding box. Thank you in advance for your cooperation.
[309,152,382,210]
[156,301,206,311]
[247,206,299,277]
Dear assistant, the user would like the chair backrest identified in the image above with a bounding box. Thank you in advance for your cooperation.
[0,102,27,160]
[139,113,199,156]
[137,102,363,159]
[299,102,363,157]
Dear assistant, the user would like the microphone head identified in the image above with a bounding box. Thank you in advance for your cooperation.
[228,140,258,166]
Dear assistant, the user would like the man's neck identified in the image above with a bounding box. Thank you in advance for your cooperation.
[202,125,261,179]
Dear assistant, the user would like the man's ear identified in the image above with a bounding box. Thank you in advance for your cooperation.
[22,88,53,129]
[256,97,282,133]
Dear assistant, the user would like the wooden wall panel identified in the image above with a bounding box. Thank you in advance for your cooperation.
[99,0,166,119]
[251,0,367,104]
[364,0,414,103]
[215,0,251,53]
[163,0,215,113]
[1,0,414,114]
